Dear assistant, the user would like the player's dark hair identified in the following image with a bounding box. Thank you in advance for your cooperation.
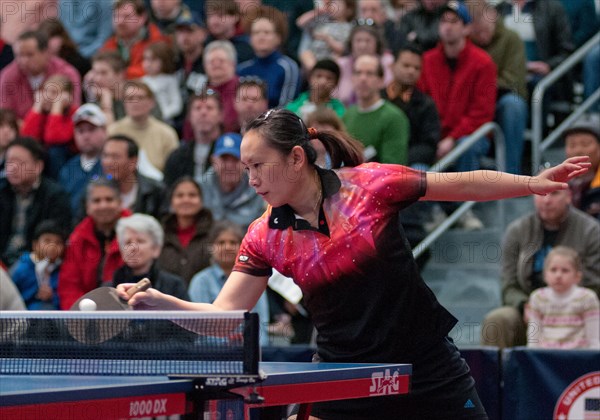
[246,109,364,169]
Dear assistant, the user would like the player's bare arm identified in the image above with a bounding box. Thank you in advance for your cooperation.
[422,156,590,202]
[117,272,269,312]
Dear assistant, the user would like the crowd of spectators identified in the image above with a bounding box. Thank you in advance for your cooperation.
[1,0,599,348]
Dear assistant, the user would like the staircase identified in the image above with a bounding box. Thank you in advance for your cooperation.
[420,197,535,347]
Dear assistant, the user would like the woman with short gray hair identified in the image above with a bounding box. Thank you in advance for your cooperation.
[113,213,189,300]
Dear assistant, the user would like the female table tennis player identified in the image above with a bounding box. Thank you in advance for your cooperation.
[119,109,590,419]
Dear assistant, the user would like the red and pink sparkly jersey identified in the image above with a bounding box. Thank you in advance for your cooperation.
[234,163,457,362]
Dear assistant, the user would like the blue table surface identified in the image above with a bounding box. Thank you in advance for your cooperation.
[0,362,411,406]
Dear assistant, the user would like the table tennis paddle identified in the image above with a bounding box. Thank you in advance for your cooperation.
[67,279,151,345]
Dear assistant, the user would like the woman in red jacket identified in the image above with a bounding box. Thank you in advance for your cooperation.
[57,177,129,310]
[21,74,78,179]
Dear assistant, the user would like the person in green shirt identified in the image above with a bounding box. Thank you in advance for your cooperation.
[343,54,409,165]
[286,59,345,120]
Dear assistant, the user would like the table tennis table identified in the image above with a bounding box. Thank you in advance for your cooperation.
[0,361,411,419]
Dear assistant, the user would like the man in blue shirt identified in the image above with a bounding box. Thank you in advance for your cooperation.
[58,103,105,220]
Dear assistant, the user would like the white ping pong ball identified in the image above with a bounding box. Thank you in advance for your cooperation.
[79,298,97,311]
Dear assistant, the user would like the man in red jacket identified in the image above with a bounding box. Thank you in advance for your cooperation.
[418,1,497,172]
[58,177,128,309]
[0,31,81,121]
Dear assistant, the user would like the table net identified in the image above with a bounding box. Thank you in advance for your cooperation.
[0,311,259,377]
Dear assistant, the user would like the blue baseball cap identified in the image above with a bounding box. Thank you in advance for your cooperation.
[213,133,242,158]
[442,1,472,25]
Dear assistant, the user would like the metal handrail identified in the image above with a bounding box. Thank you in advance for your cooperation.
[539,88,600,158]
[413,122,506,260]
[531,33,600,173]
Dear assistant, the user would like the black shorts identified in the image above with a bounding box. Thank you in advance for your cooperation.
[306,337,489,420]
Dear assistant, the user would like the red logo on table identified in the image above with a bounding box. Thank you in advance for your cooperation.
[554,371,600,420]
[369,369,401,396]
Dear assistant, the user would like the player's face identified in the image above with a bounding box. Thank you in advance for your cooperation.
[120,228,161,273]
[211,230,241,268]
[170,181,203,218]
[543,254,581,294]
[240,130,298,208]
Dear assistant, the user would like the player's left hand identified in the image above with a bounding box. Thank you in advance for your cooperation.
[529,156,591,195]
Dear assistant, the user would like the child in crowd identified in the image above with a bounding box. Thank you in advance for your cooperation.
[188,221,270,345]
[141,41,183,122]
[296,0,356,72]
[11,220,66,310]
[21,74,77,178]
[286,59,344,120]
[526,246,600,349]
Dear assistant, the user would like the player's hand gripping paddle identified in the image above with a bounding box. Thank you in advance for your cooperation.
[67,279,151,344]
[71,279,151,311]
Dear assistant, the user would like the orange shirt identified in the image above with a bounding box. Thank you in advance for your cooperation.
[101,23,170,80]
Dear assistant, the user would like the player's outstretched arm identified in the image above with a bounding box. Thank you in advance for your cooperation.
[117,272,269,312]
[422,156,591,202]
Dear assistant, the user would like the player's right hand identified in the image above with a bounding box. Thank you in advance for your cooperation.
[116,283,163,309]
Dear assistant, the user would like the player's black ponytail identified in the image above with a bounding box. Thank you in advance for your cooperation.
[246,109,364,168]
